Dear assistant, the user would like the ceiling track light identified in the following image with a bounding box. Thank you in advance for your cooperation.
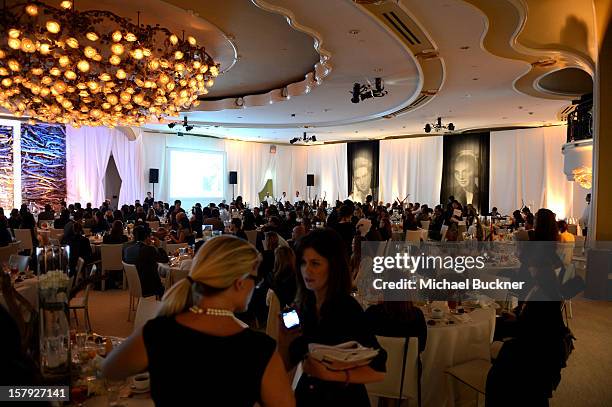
[350,77,387,104]
[424,117,455,133]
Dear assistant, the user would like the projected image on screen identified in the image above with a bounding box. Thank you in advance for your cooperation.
[168,149,224,204]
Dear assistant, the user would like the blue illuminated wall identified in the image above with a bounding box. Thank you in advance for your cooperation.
[20,124,67,209]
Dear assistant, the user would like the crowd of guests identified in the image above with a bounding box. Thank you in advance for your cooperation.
[0,191,580,407]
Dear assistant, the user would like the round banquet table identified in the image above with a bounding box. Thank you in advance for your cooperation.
[0,277,39,311]
[421,307,495,407]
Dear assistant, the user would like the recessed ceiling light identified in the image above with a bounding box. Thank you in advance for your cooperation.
[291,113,296,117]
[464,93,472,98]
[349,29,360,35]
[237,116,243,119]
[518,106,523,109]
[528,112,534,115]
[472,78,479,81]
[460,46,470,50]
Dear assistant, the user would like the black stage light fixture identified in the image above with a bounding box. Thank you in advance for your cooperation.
[424,123,432,133]
[185,125,194,131]
[448,123,455,131]
[311,135,316,142]
[168,122,176,129]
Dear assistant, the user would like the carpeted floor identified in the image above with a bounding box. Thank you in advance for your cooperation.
[77,290,612,406]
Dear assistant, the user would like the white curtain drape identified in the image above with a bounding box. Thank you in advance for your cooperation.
[378,136,443,206]
[490,126,573,218]
[111,128,145,206]
[275,145,308,201]
[226,140,277,207]
[66,126,113,206]
[306,144,348,203]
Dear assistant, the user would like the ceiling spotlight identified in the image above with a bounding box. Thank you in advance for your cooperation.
[350,77,387,104]
[289,132,317,144]
[168,122,176,129]
[185,125,194,131]
[424,117,455,133]
[311,135,316,142]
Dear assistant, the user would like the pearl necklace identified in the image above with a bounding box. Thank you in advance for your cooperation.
[189,306,234,317]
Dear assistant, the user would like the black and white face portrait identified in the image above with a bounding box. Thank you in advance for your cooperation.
[352,156,372,202]
[452,150,479,205]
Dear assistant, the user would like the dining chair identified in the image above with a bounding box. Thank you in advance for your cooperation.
[245,230,258,247]
[266,291,281,342]
[366,336,420,407]
[69,258,92,332]
[13,229,33,253]
[133,296,161,332]
[100,244,125,291]
[122,262,144,322]
[0,244,20,264]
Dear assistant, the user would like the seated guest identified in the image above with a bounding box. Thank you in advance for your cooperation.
[38,204,55,221]
[403,210,418,231]
[558,220,575,243]
[378,210,392,241]
[168,212,194,245]
[68,223,93,277]
[0,217,13,247]
[19,209,39,250]
[113,210,124,223]
[487,232,567,405]
[91,211,110,234]
[123,226,167,298]
[253,207,265,227]
[146,208,159,222]
[8,209,21,231]
[332,205,355,256]
[83,211,96,229]
[134,206,147,223]
[278,229,386,405]
[288,225,306,249]
[428,206,445,241]
[203,208,224,231]
[190,206,203,238]
[270,246,297,309]
[230,218,248,241]
[490,206,501,218]
[102,236,295,407]
[415,205,431,227]
[103,220,129,244]
[242,210,257,231]
[54,209,70,230]
[511,210,524,229]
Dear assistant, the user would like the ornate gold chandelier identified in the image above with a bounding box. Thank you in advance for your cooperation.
[0,1,219,127]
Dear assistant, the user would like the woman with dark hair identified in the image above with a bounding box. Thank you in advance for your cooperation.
[146,208,159,222]
[19,210,39,249]
[531,209,559,242]
[488,208,568,406]
[91,211,110,234]
[113,209,124,223]
[278,228,386,406]
[8,209,21,231]
[190,206,203,238]
[242,210,256,231]
[403,210,418,232]
[512,210,524,230]
[53,209,70,229]
[0,217,13,247]
[103,220,128,244]
[270,246,297,309]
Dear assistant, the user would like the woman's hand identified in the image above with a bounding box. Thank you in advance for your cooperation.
[302,356,334,381]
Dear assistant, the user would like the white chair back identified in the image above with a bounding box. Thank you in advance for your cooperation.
[245,230,258,247]
[165,242,188,255]
[100,244,124,272]
[14,229,33,252]
[147,221,160,231]
[366,336,419,402]
[405,230,422,243]
[122,262,143,298]
[266,291,281,341]
[8,254,29,273]
[420,220,430,231]
[557,242,574,266]
[133,296,161,332]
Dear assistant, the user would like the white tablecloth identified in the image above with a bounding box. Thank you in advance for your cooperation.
[157,262,189,290]
[0,277,39,311]
[421,308,495,407]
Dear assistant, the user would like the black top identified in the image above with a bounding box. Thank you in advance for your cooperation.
[290,294,386,406]
[123,242,167,297]
[142,316,276,407]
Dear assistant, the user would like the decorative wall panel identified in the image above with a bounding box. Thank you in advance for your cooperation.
[20,124,66,209]
[0,125,14,211]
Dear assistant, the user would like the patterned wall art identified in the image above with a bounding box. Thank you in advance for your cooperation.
[0,125,14,211]
[20,124,66,209]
